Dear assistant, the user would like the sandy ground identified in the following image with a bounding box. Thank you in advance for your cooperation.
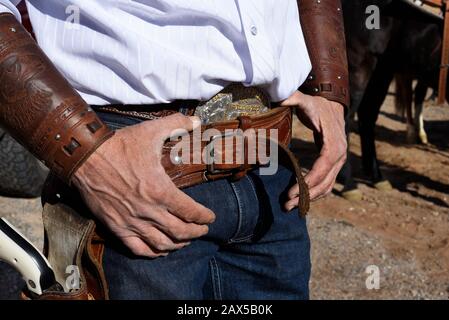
[0,91,448,300]
[295,93,449,300]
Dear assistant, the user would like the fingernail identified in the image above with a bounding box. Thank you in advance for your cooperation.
[200,225,209,234]
[189,116,202,128]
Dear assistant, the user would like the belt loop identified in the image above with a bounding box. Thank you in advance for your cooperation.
[237,115,252,131]
[236,115,253,176]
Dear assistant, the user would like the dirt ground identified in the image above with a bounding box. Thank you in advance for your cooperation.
[293,91,449,300]
[0,90,448,300]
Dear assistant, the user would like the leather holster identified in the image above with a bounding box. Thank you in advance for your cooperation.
[22,175,109,300]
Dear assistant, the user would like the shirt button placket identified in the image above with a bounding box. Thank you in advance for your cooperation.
[250,25,258,36]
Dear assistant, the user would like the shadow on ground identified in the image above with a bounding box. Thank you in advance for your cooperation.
[291,116,449,209]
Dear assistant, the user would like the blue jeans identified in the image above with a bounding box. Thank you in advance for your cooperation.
[97,111,311,300]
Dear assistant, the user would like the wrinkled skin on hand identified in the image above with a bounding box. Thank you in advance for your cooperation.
[73,91,346,256]
[73,114,216,258]
[281,91,347,210]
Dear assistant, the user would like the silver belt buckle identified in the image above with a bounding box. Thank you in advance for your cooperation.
[205,131,244,174]
[194,92,269,124]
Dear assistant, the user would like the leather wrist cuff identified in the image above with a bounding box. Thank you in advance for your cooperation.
[0,13,114,184]
[297,0,350,109]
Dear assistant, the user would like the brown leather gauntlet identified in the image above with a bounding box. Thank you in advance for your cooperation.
[0,13,114,184]
[297,0,350,109]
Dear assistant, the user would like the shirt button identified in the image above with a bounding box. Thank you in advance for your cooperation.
[250,25,258,36]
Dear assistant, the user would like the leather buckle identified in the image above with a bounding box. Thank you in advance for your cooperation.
[205,131,245,175]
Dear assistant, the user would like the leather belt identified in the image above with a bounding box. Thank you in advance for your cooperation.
[163,107,290,184]
[35,103,309,302]
[91,103,309,215]
[93,101,198,121]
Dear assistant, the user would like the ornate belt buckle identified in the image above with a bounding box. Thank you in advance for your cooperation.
[194,85,270,124]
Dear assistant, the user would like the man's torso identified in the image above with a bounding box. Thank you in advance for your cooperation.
[0,0,311,105]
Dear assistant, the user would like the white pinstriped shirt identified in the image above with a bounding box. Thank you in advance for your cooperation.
[0,0,312,105]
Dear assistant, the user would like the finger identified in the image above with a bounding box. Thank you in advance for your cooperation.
[121,236,168,258]
[145,208,210,241]
[304,153,334,190]
[161,181,216,225]
[308,162,341,200]
[284,196,299,212]
[156,113,201,139]
[133,221,191,252]
[312,183,336,202]
[287,183,299,200]
[279,90,303,107]
[287,152,343,203]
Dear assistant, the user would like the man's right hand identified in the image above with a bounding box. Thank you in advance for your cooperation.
[72,114,216,258]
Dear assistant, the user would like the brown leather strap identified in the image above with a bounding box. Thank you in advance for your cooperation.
[278,142,310,215]
[30,105,309,301]
[42,107,310,217]
[17,1,34,37]
[297,0,350,109]
[161,106,310,215]
[0,13,114,184]
[438,1,449,104]
[162,107,291,186]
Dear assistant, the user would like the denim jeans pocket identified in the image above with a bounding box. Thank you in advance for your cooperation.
[227,175,260,243]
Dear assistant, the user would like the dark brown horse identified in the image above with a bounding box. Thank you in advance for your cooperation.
[339,0,447,199]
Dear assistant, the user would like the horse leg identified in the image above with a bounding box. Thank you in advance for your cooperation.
[339,55,378,200]
[394,73,406,119]
[414,80,428,144]
[357,58,394,190]
[339,117,364,200]
[396,73,416,144]
[339,71,373,201]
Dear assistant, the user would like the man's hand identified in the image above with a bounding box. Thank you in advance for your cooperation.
[280,91,347,210]
[72,114,216,258]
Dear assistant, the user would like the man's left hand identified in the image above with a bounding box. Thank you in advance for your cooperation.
[280,91,347,211]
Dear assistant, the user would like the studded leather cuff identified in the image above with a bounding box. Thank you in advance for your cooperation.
[297,0,350,109]
[0,13,114,184]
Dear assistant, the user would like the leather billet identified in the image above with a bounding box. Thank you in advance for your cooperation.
[298,0,350,109]
[0,13,114,184]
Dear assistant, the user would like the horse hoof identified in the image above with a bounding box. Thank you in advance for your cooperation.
[374,180,393,191]
[342,188,363,201]
[419,133,428,145]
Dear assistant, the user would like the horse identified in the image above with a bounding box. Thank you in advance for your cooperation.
[339,0,447,200]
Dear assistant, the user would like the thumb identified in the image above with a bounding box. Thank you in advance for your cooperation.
[279,90,304,107]
[156,113,201,139]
